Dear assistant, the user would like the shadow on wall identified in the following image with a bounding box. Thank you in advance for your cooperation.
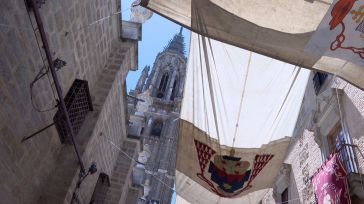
[342,93,364,140]
[289,170,301,204]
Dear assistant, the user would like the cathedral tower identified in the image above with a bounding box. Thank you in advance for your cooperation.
[128,28,187,204]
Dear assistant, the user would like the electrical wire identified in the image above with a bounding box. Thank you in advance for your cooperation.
[232,51,252,148]
[25,0,59,112]
[106,139,175,191]
[23,1,139,113]
[63,6,132,37]
[30,82,58,112]
[29,65,59,112]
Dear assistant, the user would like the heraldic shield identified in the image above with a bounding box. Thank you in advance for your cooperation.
[194,139,274,198]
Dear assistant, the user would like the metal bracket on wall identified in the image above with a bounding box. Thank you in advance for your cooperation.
[28,0,86,174]
[127,94,145,102]
[21,123,55,143]
[25,0,46,10]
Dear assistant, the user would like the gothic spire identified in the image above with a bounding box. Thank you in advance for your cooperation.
[164,27,185,56]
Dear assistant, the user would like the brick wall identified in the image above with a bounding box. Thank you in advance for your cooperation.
[0,0,140,203]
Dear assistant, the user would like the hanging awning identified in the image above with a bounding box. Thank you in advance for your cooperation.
[175,32,309,203]
[141,0,364,90]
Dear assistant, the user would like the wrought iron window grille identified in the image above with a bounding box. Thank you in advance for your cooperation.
[335,143,360,174]
[54,79,93,144]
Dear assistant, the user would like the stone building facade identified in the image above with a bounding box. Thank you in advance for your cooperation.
[128,29,187,204]
[1,0,143,203]
[261,72,364,204]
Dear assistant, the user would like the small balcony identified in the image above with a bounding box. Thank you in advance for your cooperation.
[336,144,364,202]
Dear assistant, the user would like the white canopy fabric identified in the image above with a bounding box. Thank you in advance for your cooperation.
[174,33,309,203]
[175,194,191,204]
[141,0,364,90]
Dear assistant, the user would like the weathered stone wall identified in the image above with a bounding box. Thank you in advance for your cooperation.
[261,72,364,204]
[51,44,132,204]
[338,79,364,173]
[105,140,140,204]
[0,0,140,203]
[287,73,322,204]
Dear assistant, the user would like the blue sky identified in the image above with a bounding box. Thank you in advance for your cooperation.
[121,1,190,203]
[122,0,190,92]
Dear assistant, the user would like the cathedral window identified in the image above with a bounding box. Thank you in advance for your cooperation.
[170,78,179,101]
[157,73,169,98]
[151,121,163,136]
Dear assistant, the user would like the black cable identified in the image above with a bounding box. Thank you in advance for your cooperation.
[25,0,59,112]
[30,82,58,112]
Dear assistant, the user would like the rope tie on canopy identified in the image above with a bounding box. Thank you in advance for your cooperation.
[200,35,223,156]
[266,66,301,143]
[232,51,252,148]
[195,6,224,155]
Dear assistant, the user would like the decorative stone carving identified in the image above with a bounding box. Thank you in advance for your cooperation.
[302,181,315,204]
[302,164,310,184]
[299,143,309,168]
[130,0,153,24]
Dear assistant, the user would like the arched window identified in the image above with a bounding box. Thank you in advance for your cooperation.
[151,121,163,136]
[170,78,179,101]
[157,73,169,98]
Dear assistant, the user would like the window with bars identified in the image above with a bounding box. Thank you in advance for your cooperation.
[327,123,359,174]
[53,79,93,144]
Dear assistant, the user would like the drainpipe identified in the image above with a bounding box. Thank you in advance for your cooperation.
[29,0,86,175]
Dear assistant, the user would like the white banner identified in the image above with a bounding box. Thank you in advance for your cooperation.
[306,0,364,67]
[176,33,309,203]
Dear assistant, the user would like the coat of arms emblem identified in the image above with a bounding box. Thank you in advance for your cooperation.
[194,139,274,197]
